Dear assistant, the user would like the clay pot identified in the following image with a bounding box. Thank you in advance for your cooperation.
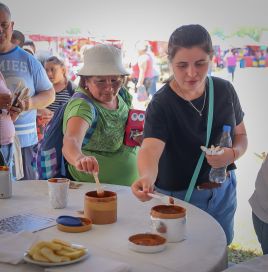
[150,205,186,242]
[84,190,117,224]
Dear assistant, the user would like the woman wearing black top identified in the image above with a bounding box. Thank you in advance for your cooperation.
[131,24,248,245]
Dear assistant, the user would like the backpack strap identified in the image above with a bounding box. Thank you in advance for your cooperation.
[118,87,127,102]
[66,81,75,96]
[71,92,98,146]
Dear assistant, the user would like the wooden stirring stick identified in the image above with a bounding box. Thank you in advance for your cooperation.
[147,193,174,205]
[93,172,105,197]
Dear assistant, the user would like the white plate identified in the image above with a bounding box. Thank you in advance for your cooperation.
[23,244,89,267]
[128,241,166,253]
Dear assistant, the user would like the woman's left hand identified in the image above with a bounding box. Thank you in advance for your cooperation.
[206,147,234,168]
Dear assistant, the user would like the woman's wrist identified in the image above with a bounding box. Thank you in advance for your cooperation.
[25,97,32,111]
[231,147,237,162]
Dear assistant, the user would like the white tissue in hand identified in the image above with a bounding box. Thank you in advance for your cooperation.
[200,145,224,155]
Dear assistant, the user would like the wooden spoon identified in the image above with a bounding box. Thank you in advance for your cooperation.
[93,172,105,197]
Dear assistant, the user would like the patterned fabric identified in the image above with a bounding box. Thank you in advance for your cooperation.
[63,88,130,153]
[62,87,139,185]
[36,148,57,178]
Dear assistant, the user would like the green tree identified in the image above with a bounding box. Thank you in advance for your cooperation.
[231,27,268,42]
[211,28,226,40]
[66,27,81,35]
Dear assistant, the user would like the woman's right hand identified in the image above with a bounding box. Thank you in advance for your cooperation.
[74,155,99,174]
[131,177,155,202]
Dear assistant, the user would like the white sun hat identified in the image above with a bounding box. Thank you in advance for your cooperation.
[77,44,129,76]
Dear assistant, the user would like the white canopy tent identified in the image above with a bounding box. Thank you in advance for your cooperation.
[5,0,268,42]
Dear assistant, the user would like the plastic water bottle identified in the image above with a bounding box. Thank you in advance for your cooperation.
[209,125,232,183]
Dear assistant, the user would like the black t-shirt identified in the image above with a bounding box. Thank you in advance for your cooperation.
[144,76,244,191]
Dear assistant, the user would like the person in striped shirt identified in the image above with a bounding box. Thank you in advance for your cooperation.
[37,56,76,140]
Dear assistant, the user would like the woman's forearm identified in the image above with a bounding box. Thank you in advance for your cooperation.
[62,136,84,166]
[138,148,159,184]
[29,88,55,110]
[137,139,165,185]
[232,121,248,161]
[232,134,248,161]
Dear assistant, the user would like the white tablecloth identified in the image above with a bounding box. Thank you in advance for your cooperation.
[223,254,268,272]
[0,180,228,272]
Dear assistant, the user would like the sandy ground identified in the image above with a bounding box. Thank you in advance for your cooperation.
[132,67,268,251]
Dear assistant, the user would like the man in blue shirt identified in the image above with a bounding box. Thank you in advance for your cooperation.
[0,3,55,180]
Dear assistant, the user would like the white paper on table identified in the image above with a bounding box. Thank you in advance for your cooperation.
[0,231,37,264]
[45,255,130,272]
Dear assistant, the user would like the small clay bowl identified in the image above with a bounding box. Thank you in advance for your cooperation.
[151,205,186,219]
[57,217,92,233]
[128,233,166,253]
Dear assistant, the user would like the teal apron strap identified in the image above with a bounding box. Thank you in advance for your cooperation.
[184,76,214,202]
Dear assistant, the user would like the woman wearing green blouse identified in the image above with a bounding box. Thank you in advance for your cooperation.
[62,44,138,186]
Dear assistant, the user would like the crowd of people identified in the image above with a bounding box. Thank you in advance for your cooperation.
[0,1,267,256]
[212,45,268,83]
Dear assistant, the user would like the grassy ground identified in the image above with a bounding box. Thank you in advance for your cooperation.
[228,243,262,264]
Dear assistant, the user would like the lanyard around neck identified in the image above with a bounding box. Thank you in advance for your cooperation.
[184,76,214,203]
